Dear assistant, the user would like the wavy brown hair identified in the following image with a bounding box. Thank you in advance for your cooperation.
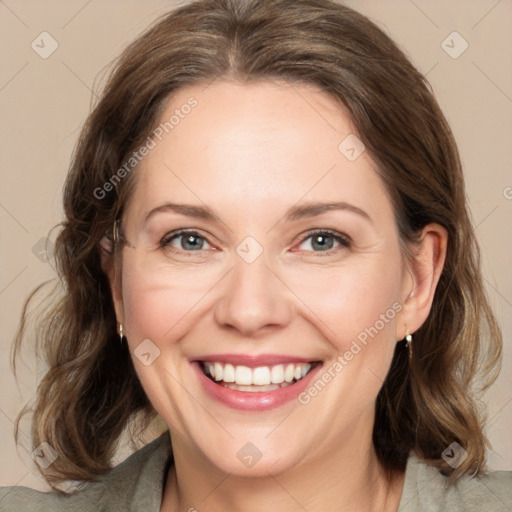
[12,0,502,491]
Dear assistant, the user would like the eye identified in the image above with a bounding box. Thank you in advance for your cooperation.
[160,230,213,252]
[159,229,350,255]
[295,230,351,254]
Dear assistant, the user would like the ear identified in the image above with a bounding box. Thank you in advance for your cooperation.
[396,223,448,340]
[99,234,124,325]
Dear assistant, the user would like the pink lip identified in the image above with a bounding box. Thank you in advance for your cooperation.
[191,360,323,411]
[192,353,316,368]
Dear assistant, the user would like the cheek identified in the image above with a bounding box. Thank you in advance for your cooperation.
[284,256,403,353]
[119,255,218,345]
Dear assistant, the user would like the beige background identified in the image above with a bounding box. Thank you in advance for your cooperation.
[1,0,511,491]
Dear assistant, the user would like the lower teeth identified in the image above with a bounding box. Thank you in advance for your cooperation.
[217,381,295,392]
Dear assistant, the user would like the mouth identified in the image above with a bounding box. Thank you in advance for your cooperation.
[191,355,323,411]
[200,361,320,392]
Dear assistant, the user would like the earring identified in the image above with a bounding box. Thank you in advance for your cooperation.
[119,323,124,344]
[405,329,413,362]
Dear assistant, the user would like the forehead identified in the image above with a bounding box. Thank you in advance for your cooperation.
[127,80,392,225]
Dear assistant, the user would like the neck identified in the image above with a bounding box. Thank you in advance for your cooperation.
[161,428,405,512]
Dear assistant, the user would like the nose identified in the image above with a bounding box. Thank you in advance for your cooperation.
[213,253,293,337]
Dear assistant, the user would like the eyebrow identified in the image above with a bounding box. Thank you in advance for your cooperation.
[144,203,222,224]
[286,201,372,224]
[144,201,372,225]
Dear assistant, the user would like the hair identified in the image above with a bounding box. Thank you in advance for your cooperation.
[12,0,502,492]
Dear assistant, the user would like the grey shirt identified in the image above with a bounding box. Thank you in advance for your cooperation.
[0,432,511,511]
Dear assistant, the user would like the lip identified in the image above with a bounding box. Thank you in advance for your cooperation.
[191,353,315,368]
[191,358,323,411]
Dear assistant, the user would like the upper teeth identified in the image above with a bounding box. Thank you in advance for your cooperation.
[203,362,312,386]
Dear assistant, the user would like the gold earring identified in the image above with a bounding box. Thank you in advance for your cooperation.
[113,220,120,245]
[119,323,124,344]
[405,330,413,362]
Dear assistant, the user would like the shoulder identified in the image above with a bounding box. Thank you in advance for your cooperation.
[0,431,172,512]
[398,452,512,512]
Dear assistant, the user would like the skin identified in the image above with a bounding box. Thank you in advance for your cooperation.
[106,80,447,512]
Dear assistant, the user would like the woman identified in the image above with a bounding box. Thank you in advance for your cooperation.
[1,0,510,510]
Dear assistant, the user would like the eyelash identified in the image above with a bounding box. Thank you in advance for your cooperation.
[159,229,352,256]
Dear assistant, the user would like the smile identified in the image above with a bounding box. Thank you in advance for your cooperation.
[201,361,314,391]
[191,355,323,410]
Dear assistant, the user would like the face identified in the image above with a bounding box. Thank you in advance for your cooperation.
[114,80,413,476]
